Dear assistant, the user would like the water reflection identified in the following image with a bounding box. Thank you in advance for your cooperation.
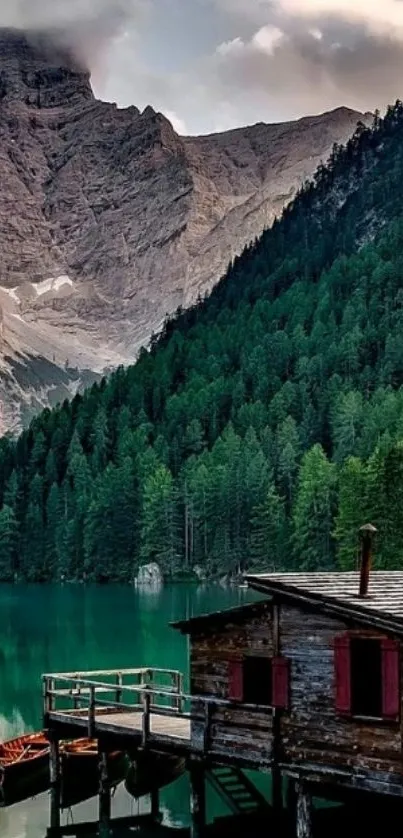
[0,583,256,838]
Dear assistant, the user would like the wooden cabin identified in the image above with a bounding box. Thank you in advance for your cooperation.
[174,531,403,816]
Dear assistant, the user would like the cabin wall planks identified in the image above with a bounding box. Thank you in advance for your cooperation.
[190,603,274,763]
[186,598,403,792]
[279,605,402,778]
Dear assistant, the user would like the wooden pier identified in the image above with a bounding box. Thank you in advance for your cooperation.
[43,667,274,838]
[43,666,274,765]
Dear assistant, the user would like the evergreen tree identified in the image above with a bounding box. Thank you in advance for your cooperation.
[140,464,180,575]
[334,457,367,570]
[0,505,18,580]
[293,445,337,570]
[250,484,287,570]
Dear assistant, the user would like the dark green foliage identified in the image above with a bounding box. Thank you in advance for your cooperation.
[4,103,403,579]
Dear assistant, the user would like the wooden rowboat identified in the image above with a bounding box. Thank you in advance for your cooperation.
[125,751,186,799]
[0,733,50,807]
[60,738,128,809]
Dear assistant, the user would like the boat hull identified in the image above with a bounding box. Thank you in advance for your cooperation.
[61,740,128,809]
[125,751,186,799]
[0,734,50,807]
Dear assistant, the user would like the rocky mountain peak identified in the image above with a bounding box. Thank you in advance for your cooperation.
[0,28,94,108]
[0,32,371,431]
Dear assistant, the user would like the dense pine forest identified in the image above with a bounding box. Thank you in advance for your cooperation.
[3,103,403,581]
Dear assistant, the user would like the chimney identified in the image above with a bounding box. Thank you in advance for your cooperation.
[358,523,377,598]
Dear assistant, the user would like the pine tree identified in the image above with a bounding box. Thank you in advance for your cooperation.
[293,444,337,570]
[334,457,367,570]
[366,442,403,568]
[21,502,44,580]
[250,484,287,570]
[45,483,62,579]
[140,464,181,575]
[84,459,138,581]
[0,505,18,580]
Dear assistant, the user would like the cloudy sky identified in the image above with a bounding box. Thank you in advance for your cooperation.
[2,0,403,133]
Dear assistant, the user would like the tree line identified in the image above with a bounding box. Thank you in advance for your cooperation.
[2,103,403,581]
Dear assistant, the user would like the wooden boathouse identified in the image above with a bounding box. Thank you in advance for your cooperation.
[43,525,403,837]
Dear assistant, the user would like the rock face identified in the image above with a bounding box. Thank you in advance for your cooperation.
[135,563,163,587]
[0,28,372,432]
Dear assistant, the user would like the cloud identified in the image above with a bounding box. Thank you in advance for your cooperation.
[164,110,189,135]
[1,0,403,133]
[0,0,150,68]
[0,0,147,31]
[283,0,403,36]
[204,0,403,125]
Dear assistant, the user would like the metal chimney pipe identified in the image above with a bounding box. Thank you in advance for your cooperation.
[358,524,377,598]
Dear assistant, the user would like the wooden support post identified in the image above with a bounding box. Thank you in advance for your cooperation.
[49,735,61,834]
[151,786,160,822]
[98,747,111,838]
[295,781,313,838]
[272,765,283,815]
[189,761,206,838]
[286,777,297,817]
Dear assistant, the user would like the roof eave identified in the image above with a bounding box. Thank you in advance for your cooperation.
[171,597,271,634]
[246,577,403,637]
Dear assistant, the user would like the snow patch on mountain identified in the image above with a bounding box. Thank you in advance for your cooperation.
[34,275,73,297]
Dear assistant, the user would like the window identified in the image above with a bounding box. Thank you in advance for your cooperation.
[243,656,272,705]
[350,638,382,718]
[334,634,400,721]
[228,655,289,709]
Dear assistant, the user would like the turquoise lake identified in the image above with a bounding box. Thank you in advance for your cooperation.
[0,583,260,838]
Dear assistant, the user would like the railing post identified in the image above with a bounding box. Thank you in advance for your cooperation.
[172,672,180,712]
[49,678,55,713]
[179,673,185,713]
[89,685,96,738]
[43,677,49,722]
[73,680,82,711]
[116,673,123,704]
[142,688,151,747]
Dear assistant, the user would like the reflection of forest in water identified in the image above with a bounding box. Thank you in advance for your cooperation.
[0,583,254,733]
[0,583,255,838]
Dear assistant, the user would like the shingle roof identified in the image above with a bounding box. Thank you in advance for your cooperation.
[245,571,403,634]
[172,599,269,633]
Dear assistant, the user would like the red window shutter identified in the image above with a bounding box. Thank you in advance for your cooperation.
[334,634,351,715]
[228,659,244,702]
[272,656,290,710]
[381,639,400,720]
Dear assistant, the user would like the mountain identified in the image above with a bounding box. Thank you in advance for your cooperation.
[3,101,403,582]
[0,28,370,432]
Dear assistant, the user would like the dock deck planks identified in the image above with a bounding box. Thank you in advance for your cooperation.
[47,707,191,748]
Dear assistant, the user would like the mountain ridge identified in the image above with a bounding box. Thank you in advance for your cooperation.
[0,28,371,432]
[2,97,403,580]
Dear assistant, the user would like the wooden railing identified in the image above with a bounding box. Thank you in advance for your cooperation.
[42,668,274,749]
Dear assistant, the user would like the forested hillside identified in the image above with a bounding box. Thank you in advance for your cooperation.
[2,103,403,582]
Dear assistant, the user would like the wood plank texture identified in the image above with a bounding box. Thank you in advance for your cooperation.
[246,571,403,623]
[190,609,274,762]
[49,708,190,743]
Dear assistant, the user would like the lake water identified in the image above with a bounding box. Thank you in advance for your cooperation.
[0,583,258,838]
